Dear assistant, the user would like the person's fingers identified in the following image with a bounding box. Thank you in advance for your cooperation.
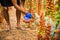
[23,19,31,23]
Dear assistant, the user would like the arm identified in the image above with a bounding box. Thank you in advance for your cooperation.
[11,0,33,20]
[11,0,27,14]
